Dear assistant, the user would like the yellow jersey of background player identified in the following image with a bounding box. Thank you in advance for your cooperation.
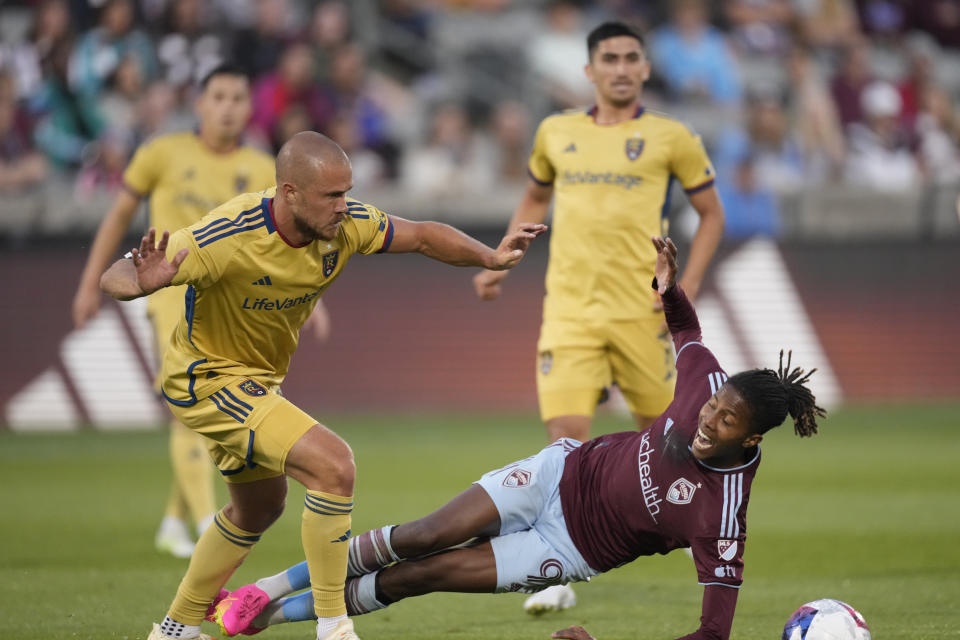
[474,21,726,446]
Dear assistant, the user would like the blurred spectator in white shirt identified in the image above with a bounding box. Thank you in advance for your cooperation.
[401,102,494,197]
[915,85,960,184]
[525,0,593,110]
[845,80,919,191]
[0,0,73,101]
[155,0,225,91]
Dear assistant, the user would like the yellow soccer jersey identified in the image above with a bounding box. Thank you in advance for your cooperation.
[528,107,715,321]
[123,131,276,333]
[158,188,394,406]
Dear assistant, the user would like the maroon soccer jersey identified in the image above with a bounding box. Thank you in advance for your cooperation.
[558,285,759,638]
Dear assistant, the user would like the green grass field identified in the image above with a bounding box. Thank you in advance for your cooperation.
[1,403,958,639]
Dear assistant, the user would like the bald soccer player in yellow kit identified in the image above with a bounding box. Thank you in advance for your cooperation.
[72,63,284,558]
[100,131,546,640]
[474,22,725,614]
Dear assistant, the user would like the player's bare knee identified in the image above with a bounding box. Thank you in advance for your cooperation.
[222,496,284,533]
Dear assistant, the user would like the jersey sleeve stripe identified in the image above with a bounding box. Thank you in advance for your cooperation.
[196,220,266,247]
[709,372,718,395]
[376,216,395,253]
[720,475,729,537]
[698,582,741,589]
[193,210,263,241]
[347,212,370,219]
[684,178,715,195]
[527,167,553,186]
[193,203,264,237]
[732,473,743,537]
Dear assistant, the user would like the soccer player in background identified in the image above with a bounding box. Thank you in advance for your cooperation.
[219,237,824,640]
[472,21,726,612]
[99,131,547,640]
[71,63,289,558]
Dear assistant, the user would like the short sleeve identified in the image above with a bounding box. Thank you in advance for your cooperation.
[691,532,745,589]
[527,119,555,186]
[123,138,163,196]
[669,124,716,195]
[346,202,394,255]
[165,227,225,289]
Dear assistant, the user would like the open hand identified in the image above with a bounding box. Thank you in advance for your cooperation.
[651,236,678,295]
[552,626,597,640]
[486,223,547,271]
[131,228,188,295]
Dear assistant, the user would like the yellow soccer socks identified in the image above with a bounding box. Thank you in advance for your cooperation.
[302,490,353,623]
[167,509,261,625]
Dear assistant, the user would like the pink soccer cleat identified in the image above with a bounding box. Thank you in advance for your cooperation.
[205,589,230,622]
[214,585,270,636]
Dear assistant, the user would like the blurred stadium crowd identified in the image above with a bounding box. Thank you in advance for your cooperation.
[1,0,960,239]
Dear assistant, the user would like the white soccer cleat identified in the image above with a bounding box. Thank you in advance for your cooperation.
[319,618,360,640]
[155,517,196,559]
[523,584,577,616]
[147,622,216,640]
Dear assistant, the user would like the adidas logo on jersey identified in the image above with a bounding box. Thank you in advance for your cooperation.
[563,143,577,153]
[252,276,273,286]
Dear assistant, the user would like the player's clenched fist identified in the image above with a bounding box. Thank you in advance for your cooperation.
[473,269,508,300]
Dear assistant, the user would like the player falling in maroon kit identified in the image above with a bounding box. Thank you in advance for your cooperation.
[217,237,824,640]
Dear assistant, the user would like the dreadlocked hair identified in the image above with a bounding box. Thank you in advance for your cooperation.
[725,350,826,437]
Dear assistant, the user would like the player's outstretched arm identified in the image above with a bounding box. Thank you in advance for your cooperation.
[386,216,547,270]
[100,228,188,301]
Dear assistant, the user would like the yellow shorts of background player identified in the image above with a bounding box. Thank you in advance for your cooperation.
[147,284,189,391]
[166,377,317,484]
[536,315,676,421]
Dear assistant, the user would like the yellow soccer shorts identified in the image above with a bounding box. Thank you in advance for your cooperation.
[166,377,317,484]
[536,315,676,421]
